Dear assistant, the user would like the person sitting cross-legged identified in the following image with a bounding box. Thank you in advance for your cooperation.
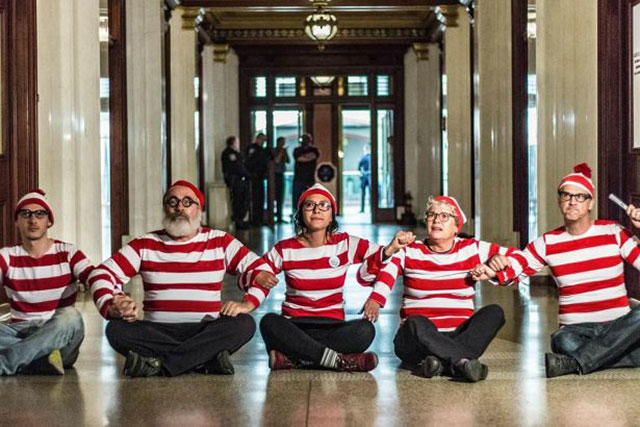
[475,163,640,378]
[88,179,277,377]
[361,196,514,382]
[237,184,386,373]
[0,189,92,375]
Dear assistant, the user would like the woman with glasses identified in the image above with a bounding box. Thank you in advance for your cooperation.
[241,183,405,372]
[360,195,514,382]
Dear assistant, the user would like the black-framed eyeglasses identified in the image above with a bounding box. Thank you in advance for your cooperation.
[558,191,592,203]
[426,211,455,223]
[164,196,199,208]
[302,201,332,212]
[17,209,50,220]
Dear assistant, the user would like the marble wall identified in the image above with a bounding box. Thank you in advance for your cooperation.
[536,0,598,233]
[37,0,103,263]
[404,45,442,221]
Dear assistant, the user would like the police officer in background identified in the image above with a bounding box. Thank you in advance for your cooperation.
[221,135,251,230]
[245,132,271,226]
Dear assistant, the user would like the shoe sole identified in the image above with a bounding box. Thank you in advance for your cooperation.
[268,350,277,370]
[47,350,65,375]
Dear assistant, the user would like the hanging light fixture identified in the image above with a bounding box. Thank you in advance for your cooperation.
[310,76,335,87]
[304,0,338,51]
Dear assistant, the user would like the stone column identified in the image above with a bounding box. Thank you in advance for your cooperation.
[537,0,598,233]
[404,43,442,218]
[169,7,198,184]
[475,0,518,247]
[202,44,239,228]
[443,6,474,235]
[37,0,102,262]
[125,0,164,237]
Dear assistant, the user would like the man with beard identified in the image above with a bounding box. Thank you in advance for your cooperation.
[88,180,277,377]
[0,189,92,375]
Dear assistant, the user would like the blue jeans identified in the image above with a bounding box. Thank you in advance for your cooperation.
[551,305,640,374]
[0,306,85,375]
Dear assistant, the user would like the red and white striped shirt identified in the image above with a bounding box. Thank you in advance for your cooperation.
[497,220,639,325]
[0,241,93,322]
[362,238,513,331]
[242,232,380,320]
[88,227,271,323]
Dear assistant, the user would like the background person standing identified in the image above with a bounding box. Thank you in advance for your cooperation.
[292,133,320,213]
[245,132,270,226]
[221,136,250,229]
[271,137,290,223]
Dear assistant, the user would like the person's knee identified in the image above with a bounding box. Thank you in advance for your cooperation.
[235,314,257,339]
[358,319,376,343]
[55,307,85,334]
[550,329,579,354]
[483,304,506,327]
[105,319,127,350]
[259,313,281,334]
[405,315,433,334]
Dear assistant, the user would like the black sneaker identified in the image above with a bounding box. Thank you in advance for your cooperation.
[453,359,488,382]
[123,351,163,377]
[203,350,235,375]
[416,355,443,378]
[545,353,579,378]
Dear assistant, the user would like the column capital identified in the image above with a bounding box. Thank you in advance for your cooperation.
[213,43,230,63]
[437,5,460,28]
[180,6,201,30]
[412,42,431,61]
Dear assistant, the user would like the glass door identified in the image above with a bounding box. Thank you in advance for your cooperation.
[376,109,395,210]
[339,109,372,223]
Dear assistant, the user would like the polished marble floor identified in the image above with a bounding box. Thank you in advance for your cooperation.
[2,223,640,427]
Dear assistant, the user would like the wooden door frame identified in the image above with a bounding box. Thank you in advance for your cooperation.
[0,0,38,246]
[108,0,129,253]
[597,0,639,296]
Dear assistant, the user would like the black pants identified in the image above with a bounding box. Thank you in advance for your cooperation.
[250,177,266,225]
[106,314,256,376]
[274,173,285,221]
[393,304,505,367]
[228,177,249,224]
[260,314,375,364]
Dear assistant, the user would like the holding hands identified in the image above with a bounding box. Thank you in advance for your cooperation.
[255,271,279,289]
[470,254,511,281]
[109,294,138,321]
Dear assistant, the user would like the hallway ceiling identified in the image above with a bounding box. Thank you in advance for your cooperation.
[180,0,468,47]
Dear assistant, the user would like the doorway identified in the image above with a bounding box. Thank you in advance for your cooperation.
[340,109,372,223]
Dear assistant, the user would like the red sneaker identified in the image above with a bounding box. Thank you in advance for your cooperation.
[269,350,297,370]
[336,352,379,372]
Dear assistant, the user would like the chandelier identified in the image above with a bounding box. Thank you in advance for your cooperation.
[310,76,335,86]
[304,0,338,51]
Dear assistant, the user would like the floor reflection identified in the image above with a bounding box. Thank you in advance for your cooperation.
[5,224,640,426]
